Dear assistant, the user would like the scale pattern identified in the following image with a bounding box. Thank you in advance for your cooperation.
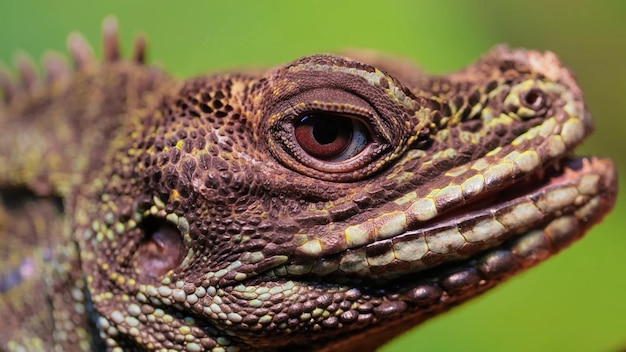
[0,18,617,352]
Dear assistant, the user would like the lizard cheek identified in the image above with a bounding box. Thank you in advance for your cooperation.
[136,218,183,278]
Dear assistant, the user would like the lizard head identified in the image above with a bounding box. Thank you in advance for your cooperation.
[76,45,616,351]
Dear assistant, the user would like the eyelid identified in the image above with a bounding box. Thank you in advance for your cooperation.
[258,68,417,181]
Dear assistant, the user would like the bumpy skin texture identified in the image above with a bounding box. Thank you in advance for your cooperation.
[0,19,618,352]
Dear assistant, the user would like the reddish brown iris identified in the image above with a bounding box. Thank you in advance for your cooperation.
[136,217,182,278]
[294,114,353,160]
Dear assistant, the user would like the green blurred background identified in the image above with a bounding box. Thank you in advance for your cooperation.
[0,1,624,351]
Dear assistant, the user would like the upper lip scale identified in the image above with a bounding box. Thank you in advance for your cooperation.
[277,156,613,280]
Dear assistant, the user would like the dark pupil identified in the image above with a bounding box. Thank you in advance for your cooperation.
[311,117,340,145]
[295,114,353,159]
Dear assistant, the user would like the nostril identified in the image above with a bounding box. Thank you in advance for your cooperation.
[136,217,183,279]
[520,88,545,110]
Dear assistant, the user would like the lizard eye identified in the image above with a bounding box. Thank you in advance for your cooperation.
[268,104,391,181]
[262,80,410,181]
[136,217,183,278]
[294,113,370,161]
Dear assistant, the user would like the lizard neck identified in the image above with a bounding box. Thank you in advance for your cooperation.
[0,62,174,198]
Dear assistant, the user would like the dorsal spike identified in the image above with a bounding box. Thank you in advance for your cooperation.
[14,52,39,92]
[102,16,120,62]
[0,64,15,103]
[133,35,147,64]
[67,32,94,70]
[42,52,70,85]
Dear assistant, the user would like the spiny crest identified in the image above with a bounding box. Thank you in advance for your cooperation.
[0,16,148,105]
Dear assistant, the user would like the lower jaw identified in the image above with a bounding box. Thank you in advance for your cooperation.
[241,157,616,350]
[248,193,613,351]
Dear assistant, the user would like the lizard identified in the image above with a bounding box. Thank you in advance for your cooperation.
[0,17,617,352]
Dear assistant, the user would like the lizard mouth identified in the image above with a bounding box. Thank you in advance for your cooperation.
[273,154,616,284]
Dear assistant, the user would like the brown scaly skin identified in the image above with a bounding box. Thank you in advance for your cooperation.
[0,18,617,352]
